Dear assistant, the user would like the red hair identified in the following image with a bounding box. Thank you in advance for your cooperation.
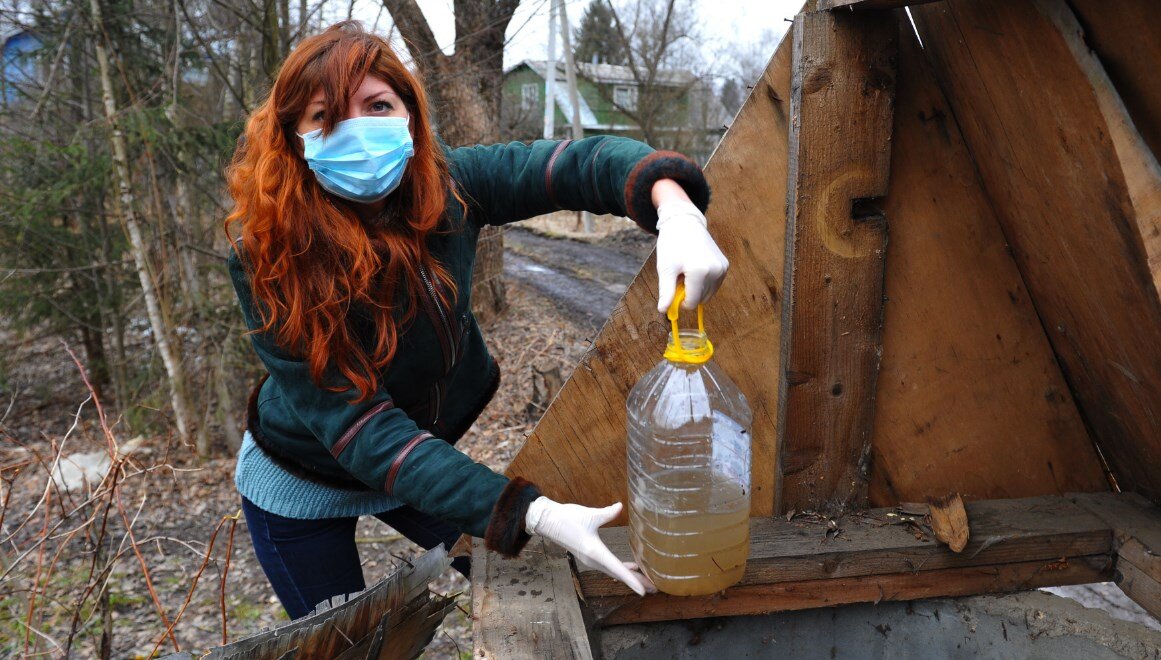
[225,21,458,402]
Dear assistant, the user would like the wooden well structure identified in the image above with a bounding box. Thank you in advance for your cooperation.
[474,0,1161,655]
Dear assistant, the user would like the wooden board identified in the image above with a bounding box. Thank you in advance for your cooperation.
[1115,558,1161,623]
[471,537,595,660]
[1069,491,1161,584]
[505,28,794,518]
[183,547,453,659]
[1069,491,1161,622]
[579,496,1111,600]
[1067,0,1161,167]
[777,9,896,513]
[911,0,1161,502]
[867,10,1107,504]
[587,555,1111,625]
[1041,0,1161,292]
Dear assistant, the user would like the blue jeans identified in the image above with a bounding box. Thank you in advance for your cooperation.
[240,497,471,619]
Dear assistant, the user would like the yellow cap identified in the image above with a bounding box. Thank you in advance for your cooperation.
[664,282,714,364]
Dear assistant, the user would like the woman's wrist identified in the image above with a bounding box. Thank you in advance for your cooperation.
[651,177,692,208]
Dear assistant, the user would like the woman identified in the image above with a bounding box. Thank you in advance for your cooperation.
[225,21,728,620]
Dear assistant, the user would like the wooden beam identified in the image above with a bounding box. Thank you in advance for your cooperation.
[1115,560,1161,624]
[1041,0,1161,292]
[1067,0,1161,166]
[778,9,897,513]
[471,538,595,659]
[910,0,1161,502]
[580,496,1117,624]
[820,0,940,10]
[867,8,1107,504]
[505,27,793,519]
[1069,491,1161,621]
[587,556,1111,626]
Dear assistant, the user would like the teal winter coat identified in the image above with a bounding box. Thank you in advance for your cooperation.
[229,136,709,556]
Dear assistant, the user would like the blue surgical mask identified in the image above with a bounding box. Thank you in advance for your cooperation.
[299,116,414,203]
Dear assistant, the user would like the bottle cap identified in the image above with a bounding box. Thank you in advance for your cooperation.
[664,282,714,364]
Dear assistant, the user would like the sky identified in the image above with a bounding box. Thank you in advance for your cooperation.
[344,0,805,75]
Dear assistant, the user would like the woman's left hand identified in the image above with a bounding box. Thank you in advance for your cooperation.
[655,199,730,313]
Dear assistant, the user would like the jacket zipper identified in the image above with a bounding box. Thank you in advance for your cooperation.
[420,265,459,426]
[420,265,455,370]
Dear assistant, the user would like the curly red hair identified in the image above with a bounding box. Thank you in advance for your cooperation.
[225,21,457,402]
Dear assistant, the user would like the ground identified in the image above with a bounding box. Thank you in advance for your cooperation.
[0,220,652,658]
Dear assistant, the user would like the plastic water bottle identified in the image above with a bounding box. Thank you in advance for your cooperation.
[627,284,752,596]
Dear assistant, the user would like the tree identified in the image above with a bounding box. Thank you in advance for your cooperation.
[380,0,519,322]
[600,0,706,152]
[573,1,626,66]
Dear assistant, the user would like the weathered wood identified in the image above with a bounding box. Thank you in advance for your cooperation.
[587,556,1111,626]
[1068,0,1161,167]
[1069,492,1161,584]
[471,537,595,659]
[867,7,1107,506]
[778,9,897,513]
[911,0,1161,502]
[928,492,969,552]
[172,547,453,660]
[1040,0,1161,291]
[1069,492,1161,623]
[505,28,792,518]
[580,496,1111,600]
[820,0,940,10]
[1115,557,1161,623]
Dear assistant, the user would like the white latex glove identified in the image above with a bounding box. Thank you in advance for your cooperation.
[655,200,730,313]
[525,496,656,596]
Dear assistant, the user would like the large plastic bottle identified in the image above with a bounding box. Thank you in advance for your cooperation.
[627,284,752,596]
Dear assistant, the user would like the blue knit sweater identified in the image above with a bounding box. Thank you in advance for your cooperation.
[235,431,401,519]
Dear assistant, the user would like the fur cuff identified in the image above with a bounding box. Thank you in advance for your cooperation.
[624,150,711,233]
[484,477,542,557]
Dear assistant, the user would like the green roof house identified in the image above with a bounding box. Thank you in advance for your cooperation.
[500,60,729,164]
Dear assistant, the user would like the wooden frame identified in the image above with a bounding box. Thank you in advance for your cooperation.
[473,493,1160,656]
[477,0,1161,654]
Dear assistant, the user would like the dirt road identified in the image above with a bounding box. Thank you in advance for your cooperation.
[502,227,651,328]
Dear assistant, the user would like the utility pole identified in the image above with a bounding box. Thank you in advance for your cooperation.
[543,0,557,140]
[557,0,584,142]
[556,0,594,232]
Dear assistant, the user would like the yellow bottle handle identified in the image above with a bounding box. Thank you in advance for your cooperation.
[664,282,714,364]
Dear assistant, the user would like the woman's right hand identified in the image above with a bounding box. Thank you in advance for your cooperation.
[525,496,656,596]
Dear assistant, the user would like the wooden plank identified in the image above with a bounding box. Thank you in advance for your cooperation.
[1041,0,1161,292]
[579,496,1112,599]
[911,0,1161,502]
[505,28,793,518]
[778,9,897,513]
[820,0,940,10]
[1069,491,1161,585]
[189,547,451,659]
[868,8,1107,504]
[587,556,1112,626]
[1115,558,1161,623]
[471,537,595,660]
[1067,0,1161,167]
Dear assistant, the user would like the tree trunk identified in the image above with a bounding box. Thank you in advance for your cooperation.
[89,0,196,450]
[382,0,518,323]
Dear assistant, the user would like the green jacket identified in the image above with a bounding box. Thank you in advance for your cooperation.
[230,136,709,555]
